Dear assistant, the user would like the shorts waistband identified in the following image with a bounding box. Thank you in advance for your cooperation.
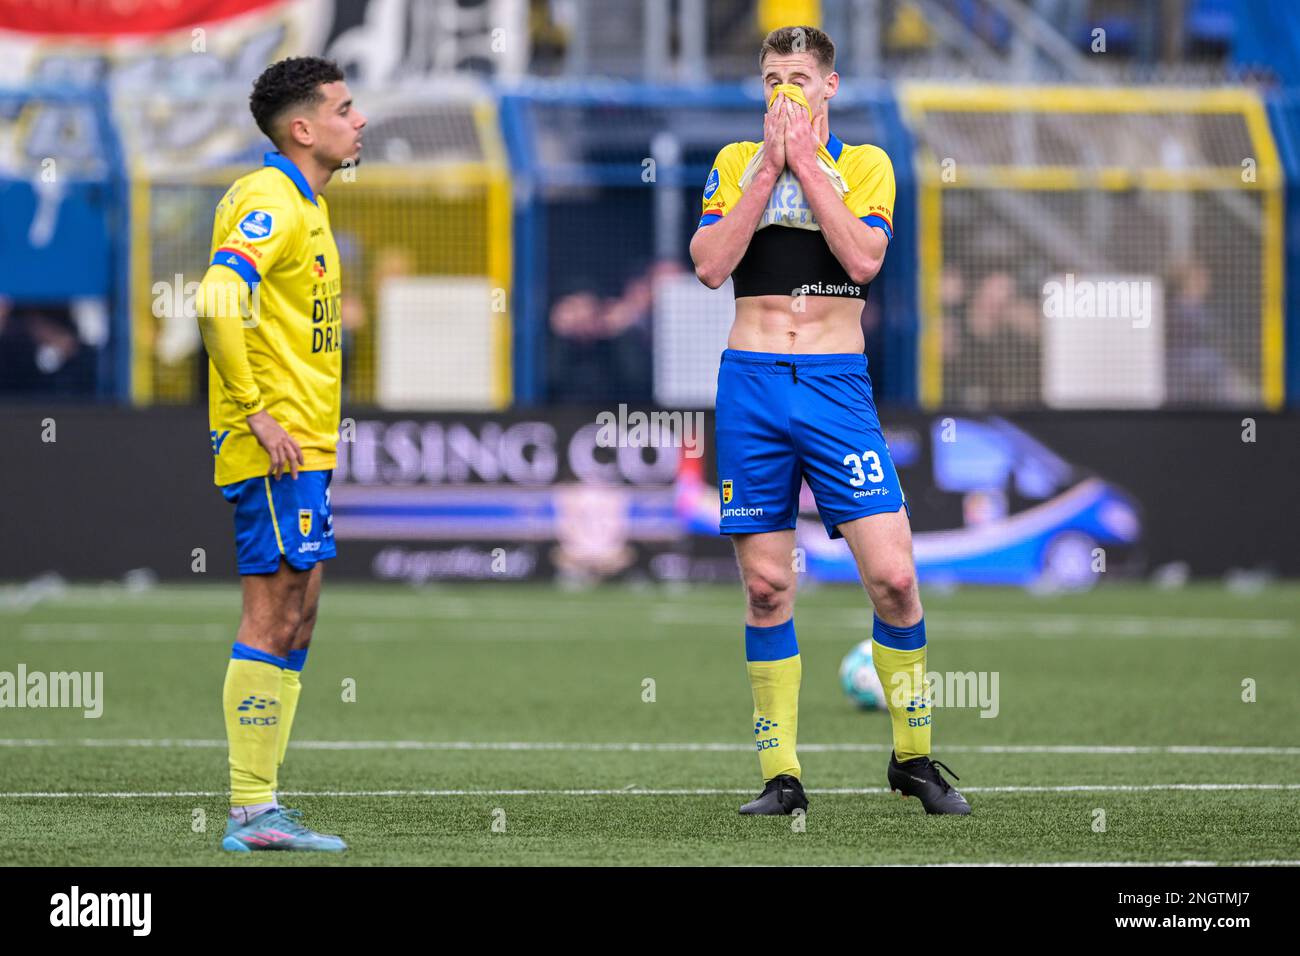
[720,349,867,374]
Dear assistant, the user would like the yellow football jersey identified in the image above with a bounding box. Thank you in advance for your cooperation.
[202,152,343,486]
[700,132,895,238]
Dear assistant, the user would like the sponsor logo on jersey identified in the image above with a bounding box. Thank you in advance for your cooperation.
[210,429,231,455]
[237,210,274,240]
[703,167,720,200]
[721,479,733,504]
[312,254,327,277]
[795,281,862,297]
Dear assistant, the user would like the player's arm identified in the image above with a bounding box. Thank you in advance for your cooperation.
[689,96,791,289]
[784,103,891,285]
[196,201,304,478]
[195,265,262,415]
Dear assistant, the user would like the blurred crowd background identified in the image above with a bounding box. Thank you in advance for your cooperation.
[0,0,1297,413]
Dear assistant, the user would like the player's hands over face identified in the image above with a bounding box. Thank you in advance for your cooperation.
[761,93,789,176]
[247,409,304,480]
[783,98,819,177]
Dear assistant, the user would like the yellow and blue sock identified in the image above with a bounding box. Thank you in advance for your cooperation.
[745,619,801,782]
[871,615,931,762]
[276,647,308,770]
[223,642,286,812]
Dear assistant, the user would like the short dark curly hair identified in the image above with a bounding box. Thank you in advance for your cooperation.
[249,57,345,148]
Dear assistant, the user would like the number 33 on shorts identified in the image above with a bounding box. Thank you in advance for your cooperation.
[843,450,885,486]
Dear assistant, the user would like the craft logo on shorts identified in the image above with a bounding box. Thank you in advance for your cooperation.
[299,509,312,536]
[721,479,733,504]
[238,210,274,240]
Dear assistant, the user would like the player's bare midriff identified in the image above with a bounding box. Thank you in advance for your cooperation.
[728,293,865,353]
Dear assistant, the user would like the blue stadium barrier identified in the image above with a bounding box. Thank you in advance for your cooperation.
[0,86,129,400]
[1234,0,1300,84]
[1266,88,1300,406]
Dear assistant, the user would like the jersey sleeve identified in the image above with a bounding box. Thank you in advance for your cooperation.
[698,143,748,228]
[197,184,298,416]
[208,185,297,289]
[195,265,264,415]
[843,146,896,241]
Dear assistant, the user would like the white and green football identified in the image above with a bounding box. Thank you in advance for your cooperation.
[838,640,886,710]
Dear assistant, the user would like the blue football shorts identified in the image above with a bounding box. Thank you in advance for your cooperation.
[220,469,337,575]
[714,350,909,539]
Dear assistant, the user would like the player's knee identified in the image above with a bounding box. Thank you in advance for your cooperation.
[868,567,919,616]
[744,567,794,620]
[260,606,303,655]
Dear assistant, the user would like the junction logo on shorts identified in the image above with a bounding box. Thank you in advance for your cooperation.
[298,509,313,536]
[721,479,733,504]
[238,210,273,240]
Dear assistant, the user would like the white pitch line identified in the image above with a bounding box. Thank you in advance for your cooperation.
[11,628,1294,643]
[2,738,1299,756]
[3,783,1300,799]
[650,607,1298,638]
[7,608,1295,641]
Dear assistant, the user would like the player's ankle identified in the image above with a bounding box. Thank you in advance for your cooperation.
[229,800,278,825]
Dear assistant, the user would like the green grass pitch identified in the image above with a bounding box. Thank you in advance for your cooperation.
[1,581,1297,866]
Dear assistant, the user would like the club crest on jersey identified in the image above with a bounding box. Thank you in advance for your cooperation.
[703,167,720,200]
[722,479,733,504]
[238,210,274,240]
[298,509,312,536]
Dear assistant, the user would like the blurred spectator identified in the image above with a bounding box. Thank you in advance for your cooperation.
[945,269,1040,407]
[0,297,39,393]
[0,301,96,396]
[529,0,571,75]
[547,261,683,404]
[885,0,936,55]
[1165,260,1251,404]
[27,307,97,395]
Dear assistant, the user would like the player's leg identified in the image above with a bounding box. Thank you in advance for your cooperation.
[733,528,809,815]
[837,508,928,760]
[837,511,968,814]
[219,472,346,850]
[276,562,321,771]
[791,356,969,814]
[224,560,308,823]
[274,471,335,777]
[728,503,806,815]
[715,352,809,815]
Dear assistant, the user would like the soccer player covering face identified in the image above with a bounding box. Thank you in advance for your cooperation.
[690,27,970,816]
[195,57,366,850]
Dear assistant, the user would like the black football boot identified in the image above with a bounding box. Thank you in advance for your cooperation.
[887,752,972,815]
[738,774,809,815]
